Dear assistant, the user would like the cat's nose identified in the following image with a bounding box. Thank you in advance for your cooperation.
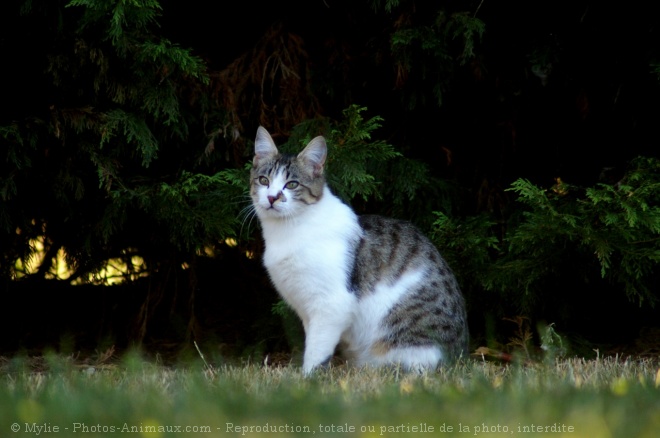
[268,192,283,205]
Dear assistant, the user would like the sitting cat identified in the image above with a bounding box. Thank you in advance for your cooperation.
[250,126,468,374]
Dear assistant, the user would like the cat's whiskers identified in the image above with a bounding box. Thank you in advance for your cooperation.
[237,194,259,237]
[239,208,258,237]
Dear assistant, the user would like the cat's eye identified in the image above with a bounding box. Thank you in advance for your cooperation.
[258,176,269,186]
[284,181,299,190]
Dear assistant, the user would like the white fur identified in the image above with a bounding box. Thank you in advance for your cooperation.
[343,270,422,359]
[342,269,443,370]
[373,346,443,371]
[256,182,361,374]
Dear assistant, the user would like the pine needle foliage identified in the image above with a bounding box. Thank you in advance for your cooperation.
[434,157,660,320]
[115,169,246,250]
[274,105,434,219]
[375,0,485,107]
[0,0,220,283]
[431,212,500,292]
[500,158,660,307]
[325,105,402,202]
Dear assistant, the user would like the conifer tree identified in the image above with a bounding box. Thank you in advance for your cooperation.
[0,1,438,348]
[1,0,246,343]
[2,0,659,354]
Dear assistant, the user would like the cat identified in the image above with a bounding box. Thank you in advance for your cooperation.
[250,126,468,374]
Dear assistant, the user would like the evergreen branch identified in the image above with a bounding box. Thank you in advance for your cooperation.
[100,109,158,167]
[138,39,209,83]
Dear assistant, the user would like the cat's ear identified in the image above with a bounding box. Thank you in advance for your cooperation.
[298,136,327,177]
[254,126,278,164]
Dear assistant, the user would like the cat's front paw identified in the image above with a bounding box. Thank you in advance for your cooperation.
[302,355,333,376]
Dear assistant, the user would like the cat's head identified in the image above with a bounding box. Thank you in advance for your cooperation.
[250,126,327,220]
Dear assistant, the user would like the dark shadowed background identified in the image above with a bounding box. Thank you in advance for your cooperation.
[1,0,659,361]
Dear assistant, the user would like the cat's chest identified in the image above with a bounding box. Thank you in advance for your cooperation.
[262,221,351,272]
[262,228,358,323]
[259,206,360,299]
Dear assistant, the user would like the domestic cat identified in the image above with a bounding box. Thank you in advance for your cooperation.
[250,126,468,374]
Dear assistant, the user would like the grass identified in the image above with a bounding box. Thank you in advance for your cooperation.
[1,352,659,438]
